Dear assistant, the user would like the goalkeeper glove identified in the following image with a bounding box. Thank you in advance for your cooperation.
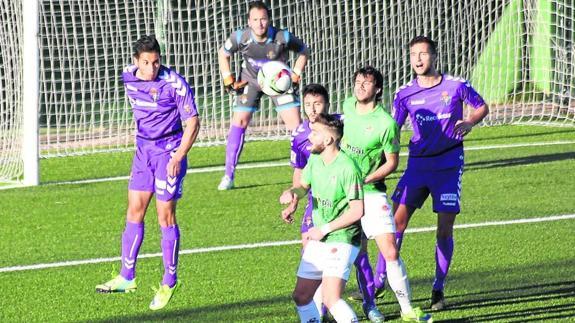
[223,74,248,94]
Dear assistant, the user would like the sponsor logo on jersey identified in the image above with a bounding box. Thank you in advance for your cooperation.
[343,143,364,155]
[410,99,426,105]
[441,91,452,105]
[330,248,338,253]
[317,197,334,209]
[364,125,374,133]
[184,104,192,114]
[415,112,452,125]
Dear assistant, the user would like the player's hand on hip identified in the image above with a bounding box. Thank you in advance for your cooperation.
[454,120,473,137]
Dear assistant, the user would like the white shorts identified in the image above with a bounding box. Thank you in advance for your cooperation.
[361,192,396,239]
[296,240,359,281]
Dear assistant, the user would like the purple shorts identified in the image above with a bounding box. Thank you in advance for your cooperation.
[128,143,187,201]
[391,165,464,214]
[300,192,314,233]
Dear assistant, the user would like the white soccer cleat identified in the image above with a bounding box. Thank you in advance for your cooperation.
[217,175,234,190]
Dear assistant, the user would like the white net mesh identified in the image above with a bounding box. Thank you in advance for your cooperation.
[1,0,574,183]
[0,1,23,183]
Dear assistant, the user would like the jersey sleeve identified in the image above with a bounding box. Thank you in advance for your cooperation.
[393,90,408,129]
[283,30,310,56]
[222,30,241,55]
[341,163,363,201]
[459,80,486,109]
[381,118,401,154]
[300,155,315,187]
[290,127,307,169]
[173,72,198,121]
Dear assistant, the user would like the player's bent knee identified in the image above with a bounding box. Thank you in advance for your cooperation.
[292,289,313,306]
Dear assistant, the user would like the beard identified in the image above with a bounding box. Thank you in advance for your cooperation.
[310,143,325,154]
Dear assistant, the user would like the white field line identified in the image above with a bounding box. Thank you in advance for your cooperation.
[34,140,575,187]
[1,213,574,274]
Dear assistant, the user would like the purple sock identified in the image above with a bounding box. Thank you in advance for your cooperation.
[120,221,144,280]
[374,231,404,289]
[224,125,246,179]
[354,251,375,311]
[433,236,454,291]
[161,225,180,287]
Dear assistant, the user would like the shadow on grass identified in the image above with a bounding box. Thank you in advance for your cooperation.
[465,128,575,144]
[465,151,575,171]
[428,279,574,322]
[86,295,294,322]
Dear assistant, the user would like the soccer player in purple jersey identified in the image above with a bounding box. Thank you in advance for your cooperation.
[217,1,310,190]
[382,36,489,310]
[95,35,200,311]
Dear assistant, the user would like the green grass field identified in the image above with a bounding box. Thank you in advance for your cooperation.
[1,124,574,322]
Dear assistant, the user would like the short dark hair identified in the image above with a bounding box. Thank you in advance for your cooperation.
[408,36,437,55]
[353,66,384,101]
[302,83,330,105]
[133,35,161,58]
[248,1,271,18]
[314,113,343,142]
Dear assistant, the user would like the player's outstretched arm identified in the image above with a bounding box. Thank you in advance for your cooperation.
[307,199,364,241]
[167,116,200,177]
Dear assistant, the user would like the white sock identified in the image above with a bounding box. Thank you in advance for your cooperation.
[329,299,358,323]
[386,257,413,314]
[296,300,320,323]
[312,283,324,319]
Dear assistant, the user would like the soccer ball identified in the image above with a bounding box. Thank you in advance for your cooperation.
[257,61,293,96]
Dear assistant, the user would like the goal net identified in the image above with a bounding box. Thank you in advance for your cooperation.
[1,0,574,184]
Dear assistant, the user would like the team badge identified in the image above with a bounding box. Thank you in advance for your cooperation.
[440,91,451,105]
[240,94,248,104]
[267,50,275,59]
[331,248,338,253]
[382,203,390,212]
[150,88,159,102]
[184,104,191,114]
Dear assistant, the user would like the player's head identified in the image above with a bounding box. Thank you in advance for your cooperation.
[308,114,343,154]
[353,66,384,103]
[302,84,330,122]
[132,35,161,81]
[247,1,270,39]
[408,36,438,76]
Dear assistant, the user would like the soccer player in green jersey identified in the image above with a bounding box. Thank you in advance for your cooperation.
[280,114,363,323]
[341,66,432,322]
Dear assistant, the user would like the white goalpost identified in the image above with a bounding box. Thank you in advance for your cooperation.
[0,0,574,185]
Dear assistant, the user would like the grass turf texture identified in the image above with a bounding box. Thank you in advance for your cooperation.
[0,124,574,321]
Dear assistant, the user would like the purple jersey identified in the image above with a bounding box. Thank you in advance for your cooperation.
[290,114,343,169]
[123,65,198,146]
[393,74,485,166]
